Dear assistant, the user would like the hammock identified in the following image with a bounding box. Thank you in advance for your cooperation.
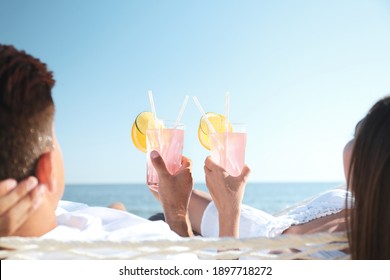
[0,232,349,260]
[1,185,350,260]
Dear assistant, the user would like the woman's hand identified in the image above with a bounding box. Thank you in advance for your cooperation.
[204,157,250,237]
[150,151,194,237]
[0,177,45,236]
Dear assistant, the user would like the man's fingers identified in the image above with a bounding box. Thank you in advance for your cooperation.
[241,165,251,176]
[181,156,192,169]
[1,197,34,236]
[150,151,170,177]
[0,179,17,196]
[240,165,251,182]
[18,176,38,192]
[0,177,38,214]
[30,184,45,210]
[0,184,44,236]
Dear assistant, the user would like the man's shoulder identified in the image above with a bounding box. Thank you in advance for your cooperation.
[57,200,89,213]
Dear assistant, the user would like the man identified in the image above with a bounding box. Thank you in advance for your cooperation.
[0,44,193,246]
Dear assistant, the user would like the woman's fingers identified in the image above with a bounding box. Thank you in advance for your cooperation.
[204,156,222,171]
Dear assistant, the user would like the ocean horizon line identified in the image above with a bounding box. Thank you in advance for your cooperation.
[62,182,343,218]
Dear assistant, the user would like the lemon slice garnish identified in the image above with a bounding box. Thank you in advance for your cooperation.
[131,122,147,152]
[135,111,157,135]
[132,111,163,153]
[198,112,232,150]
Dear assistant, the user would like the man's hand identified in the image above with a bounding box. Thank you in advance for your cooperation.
[150,151,194,237]
[0,177,45,236]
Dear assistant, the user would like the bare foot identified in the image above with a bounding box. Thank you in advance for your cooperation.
[108,202,127,211]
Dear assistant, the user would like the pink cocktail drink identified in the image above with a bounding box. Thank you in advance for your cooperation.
[210,129,247,176]
[146,124,184,190]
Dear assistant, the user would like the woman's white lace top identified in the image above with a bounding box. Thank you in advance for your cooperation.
[270,188,352,236]
[201,188,353,238]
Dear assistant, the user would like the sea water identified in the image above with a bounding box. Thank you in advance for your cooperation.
[62,182,343,219]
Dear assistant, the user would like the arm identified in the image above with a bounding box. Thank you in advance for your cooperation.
[187,189,212,236]
[150,151,194,237]
[0,177,44,236]
[204,156,250,238]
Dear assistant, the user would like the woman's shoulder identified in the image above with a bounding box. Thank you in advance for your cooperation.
[311,186,350,202]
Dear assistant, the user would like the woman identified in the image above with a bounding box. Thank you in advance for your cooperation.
[347,96,390,259]
[195,96,390,260]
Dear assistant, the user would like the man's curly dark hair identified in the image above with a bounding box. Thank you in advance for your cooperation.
[0,44,55,181]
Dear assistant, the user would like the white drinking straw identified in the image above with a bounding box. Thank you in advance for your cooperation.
[148,90,159,128]
[224,92,230,170]
[174,95,189,128]
[192,96,216,134]
[147,90,161,155]
[225,91,230,132]
[224,92,241,174]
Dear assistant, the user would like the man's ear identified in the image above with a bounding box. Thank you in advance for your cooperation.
[35,151,55,193]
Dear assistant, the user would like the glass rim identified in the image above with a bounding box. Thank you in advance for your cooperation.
[229,122,247,126]
[146,120,185,130]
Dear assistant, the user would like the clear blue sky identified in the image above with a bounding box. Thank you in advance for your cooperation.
[1,0,390,184]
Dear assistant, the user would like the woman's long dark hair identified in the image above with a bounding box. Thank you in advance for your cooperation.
[347,96,390,259]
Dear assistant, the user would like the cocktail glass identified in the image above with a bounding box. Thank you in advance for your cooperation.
[209,123,247,176]
[146,121,185,190]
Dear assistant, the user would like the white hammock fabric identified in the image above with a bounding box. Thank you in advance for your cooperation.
[0,232,349,260]
[1,186,350,260]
